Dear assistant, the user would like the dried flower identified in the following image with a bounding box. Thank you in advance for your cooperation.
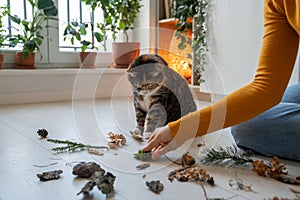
[37,128,48,138]
[252,157,299,185]
[107,132,126,148]
[252,157,287,179]
[168,164,214,186]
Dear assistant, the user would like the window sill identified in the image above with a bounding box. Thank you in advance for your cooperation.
[0,67,131,105]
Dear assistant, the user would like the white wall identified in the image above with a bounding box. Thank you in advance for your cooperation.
[133,0,158,54]
[201,0,299,96]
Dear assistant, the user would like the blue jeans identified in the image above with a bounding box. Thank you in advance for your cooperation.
[231,83,300,161]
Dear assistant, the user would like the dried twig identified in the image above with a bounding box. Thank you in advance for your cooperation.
[33,162,58,168]
[47,138,108,153]
[200,145,253,168]
[228,178,253,192]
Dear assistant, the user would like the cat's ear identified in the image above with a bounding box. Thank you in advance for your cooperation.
[127,71,138,79]
[152,64,163,77]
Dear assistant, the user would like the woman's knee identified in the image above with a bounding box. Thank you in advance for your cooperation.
[281,83,300,103]
[231,102,300,161]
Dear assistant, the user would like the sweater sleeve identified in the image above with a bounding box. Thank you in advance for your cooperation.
[168,0,299,139]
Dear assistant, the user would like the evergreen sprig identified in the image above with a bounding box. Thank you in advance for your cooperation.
[199,145,254,168]
[47,138,108,153]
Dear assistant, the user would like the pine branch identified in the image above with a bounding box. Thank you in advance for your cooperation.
[47,138,108,153]
[199,145,253,168]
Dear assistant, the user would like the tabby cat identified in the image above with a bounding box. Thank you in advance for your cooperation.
[127,54,197,139]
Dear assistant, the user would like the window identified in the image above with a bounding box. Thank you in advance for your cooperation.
[58,0,104,52]
[0,0,111,67]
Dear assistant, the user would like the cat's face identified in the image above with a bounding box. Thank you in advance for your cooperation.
[127,64,164,95]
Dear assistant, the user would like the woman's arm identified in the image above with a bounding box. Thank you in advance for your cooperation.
[168,0,299,139]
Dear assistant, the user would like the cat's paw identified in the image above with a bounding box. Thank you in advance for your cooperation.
[144,132,153,139]
[130,128,143,140]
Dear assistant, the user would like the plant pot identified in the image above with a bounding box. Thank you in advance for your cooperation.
[0,53,3,69]
[15,52,35,69]
[112,42,140,68]
[79,52,97,68]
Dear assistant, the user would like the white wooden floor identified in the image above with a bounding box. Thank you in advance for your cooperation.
[0,98,299,200]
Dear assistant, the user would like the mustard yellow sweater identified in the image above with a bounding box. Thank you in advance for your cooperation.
[168,0,300,139]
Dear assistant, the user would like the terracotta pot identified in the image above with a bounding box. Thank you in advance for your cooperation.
[79,52,97,68]
[112,42,140,68]
[15,52,35,69]
[0,54,3,69]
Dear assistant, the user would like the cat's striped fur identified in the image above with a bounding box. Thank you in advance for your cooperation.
[127,54,197,139]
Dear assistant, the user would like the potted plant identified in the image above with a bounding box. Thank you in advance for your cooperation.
[0,5,9,68]
[63,20,98,68]
[8,0,58,69]
[63,1,108,68]
[104,0,142,68]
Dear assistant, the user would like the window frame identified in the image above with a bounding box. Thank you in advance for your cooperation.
[0,0,155,68]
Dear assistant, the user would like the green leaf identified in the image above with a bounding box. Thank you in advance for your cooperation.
[71,21,79,27]
[94,32,103,42]
[79,23,87,29]
[10,15,21,24]
[118,21,125,30]
[79,28,87,35]
[81,40,91,46]
[43,7,58,16]
[69,28,76,36]
[37,0,54,9]
[81,45,87,52]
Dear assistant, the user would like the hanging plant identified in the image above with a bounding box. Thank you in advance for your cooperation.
[171,0,208,84]
[193,0,208,84]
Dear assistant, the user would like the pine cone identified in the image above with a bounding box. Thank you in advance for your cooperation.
[37,129,48,138]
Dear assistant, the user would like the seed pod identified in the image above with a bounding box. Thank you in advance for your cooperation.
[37,128,48,138]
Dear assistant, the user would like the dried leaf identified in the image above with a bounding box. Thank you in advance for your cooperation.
[146,180,164,194]
[37,170,63,181]
[77,171,116,196]
[290,188,300,195]
[72,162,105,178]
[252,157,286,178]
[228,178,253,192]
[181,152,195,166]
[168,164,214,185]
[136,162,150,170]
[87,148,104,156]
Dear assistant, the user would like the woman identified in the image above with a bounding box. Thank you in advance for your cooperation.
[142,0,300,161]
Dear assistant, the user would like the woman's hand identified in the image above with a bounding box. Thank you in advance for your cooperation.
[142,125,180,159]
